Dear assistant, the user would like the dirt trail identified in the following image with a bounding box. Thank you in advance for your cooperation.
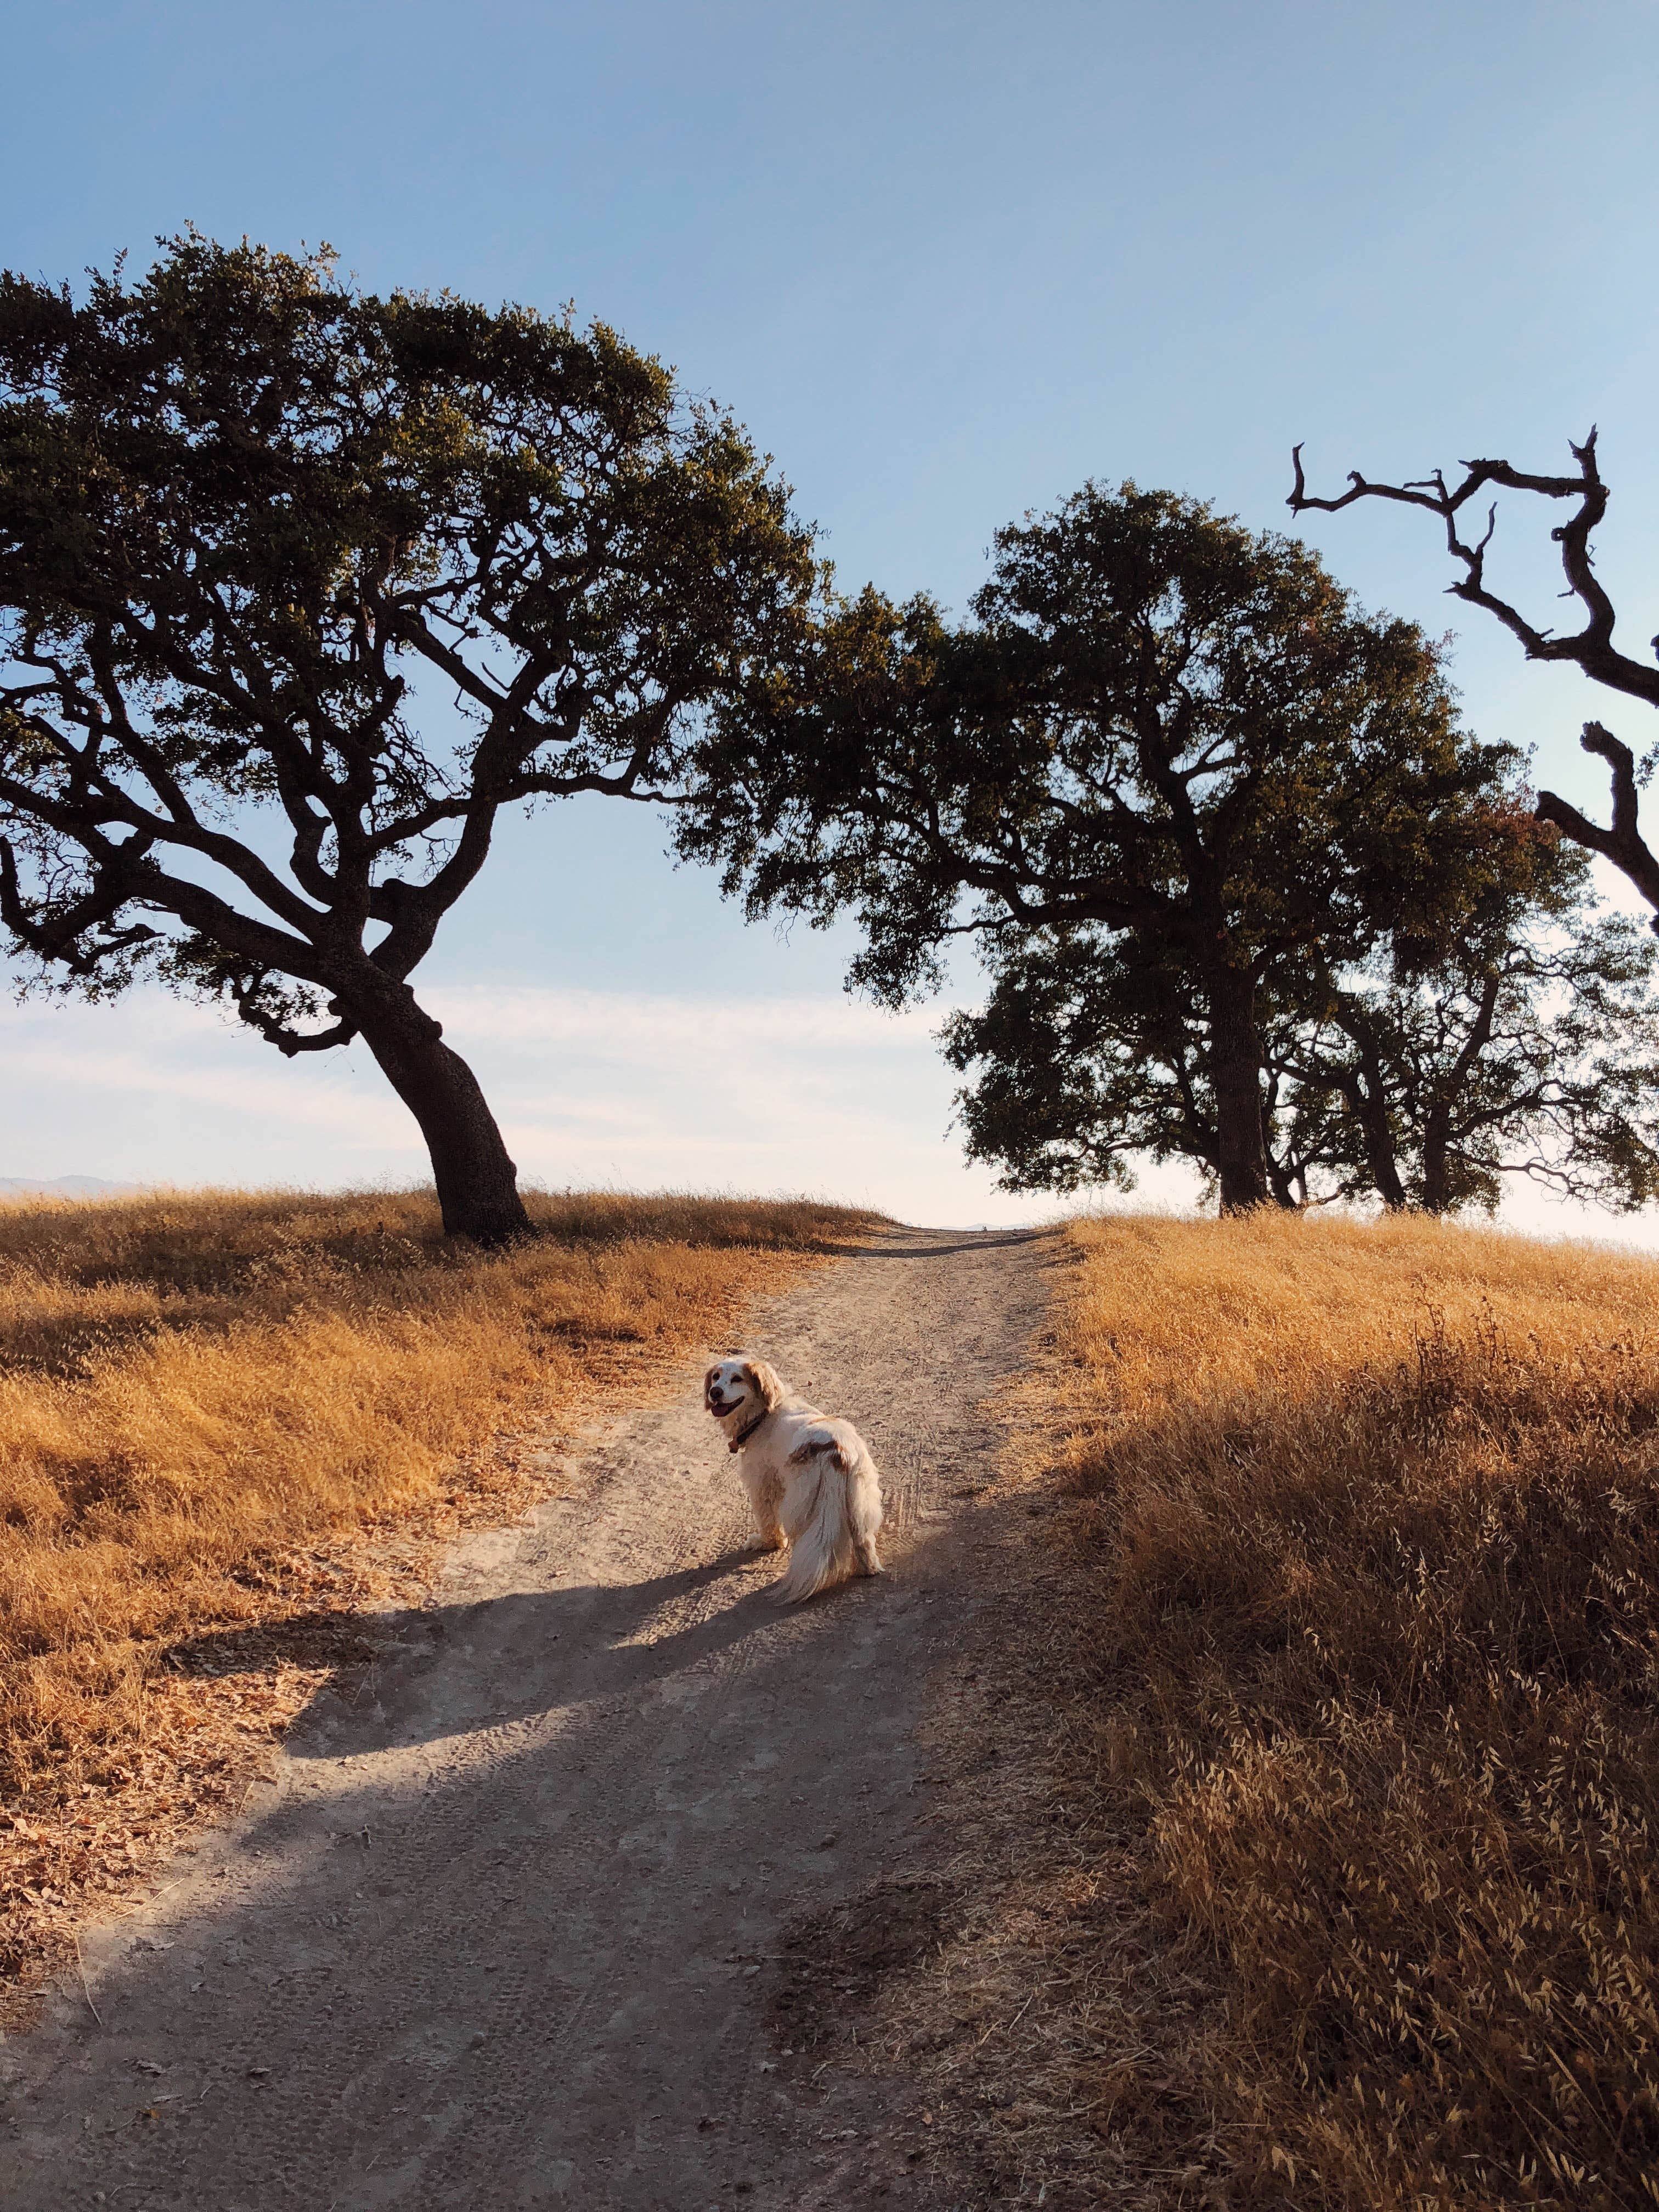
[2,1226,1053,2211]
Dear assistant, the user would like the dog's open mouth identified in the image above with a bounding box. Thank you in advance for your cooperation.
[708,1396,742,1416]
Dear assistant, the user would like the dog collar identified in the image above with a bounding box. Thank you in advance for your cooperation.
[727,1406,768,1452]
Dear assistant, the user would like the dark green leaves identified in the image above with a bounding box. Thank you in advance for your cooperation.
[0,234,819,1035]
[685,480,1542,1207]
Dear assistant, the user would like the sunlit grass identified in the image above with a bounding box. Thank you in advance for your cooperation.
[0,1184,876,1804]
[1047,1211,1659,2210]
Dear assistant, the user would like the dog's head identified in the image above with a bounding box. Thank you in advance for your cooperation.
[704,1355,785,1429]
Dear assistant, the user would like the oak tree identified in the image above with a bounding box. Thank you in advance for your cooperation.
[1292,899,1659,1215]
[0,236,816,1239]
[940,929,1340,1206]
[683,483,1517,1209]
[948,851,1659,1218]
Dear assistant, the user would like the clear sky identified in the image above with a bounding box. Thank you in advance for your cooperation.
[3,1,1658,1231]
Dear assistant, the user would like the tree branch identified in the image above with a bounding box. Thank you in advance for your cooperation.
[1289,432,1659,711]
[223,969,358,1056]
[1536,721,1659,920]
[0,836,161,975]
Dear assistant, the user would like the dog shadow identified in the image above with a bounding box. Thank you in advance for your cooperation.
[164,1548,827,1761]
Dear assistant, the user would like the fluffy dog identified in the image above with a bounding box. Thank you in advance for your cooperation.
[703,1355,884,1602]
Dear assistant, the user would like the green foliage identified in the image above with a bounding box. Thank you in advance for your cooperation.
[687,483,1513,988]
[685,481,1531,1207]
[0,233,819,1035]
[941,929,1228,1194]
[1297,896,1659,1216]
[947,845,1659,1215]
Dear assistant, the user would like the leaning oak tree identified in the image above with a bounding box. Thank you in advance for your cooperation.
[0,236,816,1240]
[682,483,1521,1210]
[1288,431,1659,920]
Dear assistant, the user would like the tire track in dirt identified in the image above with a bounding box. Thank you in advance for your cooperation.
[1,1226,1052,2211]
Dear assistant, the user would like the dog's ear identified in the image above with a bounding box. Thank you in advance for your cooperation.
[742,1358,786,1411]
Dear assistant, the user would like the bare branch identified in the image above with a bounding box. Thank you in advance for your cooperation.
[1537,721,1659,921]
[1290,432,1659,712]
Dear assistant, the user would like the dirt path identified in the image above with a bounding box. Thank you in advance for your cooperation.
[2,1226,1053,2211]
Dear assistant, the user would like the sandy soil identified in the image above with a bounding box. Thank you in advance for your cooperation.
[1,1225,1053,2211]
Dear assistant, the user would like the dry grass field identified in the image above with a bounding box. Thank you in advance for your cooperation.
[0,1183,874,2007]
[10,1185,1658,2211]
[1002,1212,1659,2210]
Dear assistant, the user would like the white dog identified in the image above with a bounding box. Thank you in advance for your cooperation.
[703,1355,884,1602]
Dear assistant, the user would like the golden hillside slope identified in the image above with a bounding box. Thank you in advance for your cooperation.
[1042,1211,1659,2210]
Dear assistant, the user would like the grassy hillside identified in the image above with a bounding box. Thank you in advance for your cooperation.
[0,1186,874,1997]
[1038,1212,1659,2210]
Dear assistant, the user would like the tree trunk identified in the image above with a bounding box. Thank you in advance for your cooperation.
[1419,973,1502,1217]
[1204,967,1273,1212]
[1259,1075,1304,1210]
[1329,1018,1410,1210]
[1355,1085,1410,1210]
[349,984,532,1244]
[1420,1106,1453,1215]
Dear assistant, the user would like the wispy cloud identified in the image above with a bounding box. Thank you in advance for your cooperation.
[2,1023,410,1143]
[0,980,1052,1222]
[424,980,950,1052]
[3,979,1648,1243]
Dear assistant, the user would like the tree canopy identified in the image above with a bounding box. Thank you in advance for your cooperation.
[0,235,817,1238]
[683,482,1526,1209]
[946,847,1659,1215]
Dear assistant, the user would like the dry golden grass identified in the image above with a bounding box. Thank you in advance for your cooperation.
[1033,1211,1659,2211]
[0,1183,876,2006]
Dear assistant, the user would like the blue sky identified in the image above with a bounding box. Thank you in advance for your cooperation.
[3,1,1658,1228]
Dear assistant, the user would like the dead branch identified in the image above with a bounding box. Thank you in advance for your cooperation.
[1536,723,1659,923]
[1291,434,1659,916]
[1289,431,1659,711]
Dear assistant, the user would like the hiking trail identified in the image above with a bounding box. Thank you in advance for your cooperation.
[3,1226,1053,2211]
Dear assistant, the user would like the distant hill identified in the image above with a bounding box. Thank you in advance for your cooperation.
[0,1175,138,1198]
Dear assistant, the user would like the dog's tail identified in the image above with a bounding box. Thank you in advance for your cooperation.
[775,1429,862,1603]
